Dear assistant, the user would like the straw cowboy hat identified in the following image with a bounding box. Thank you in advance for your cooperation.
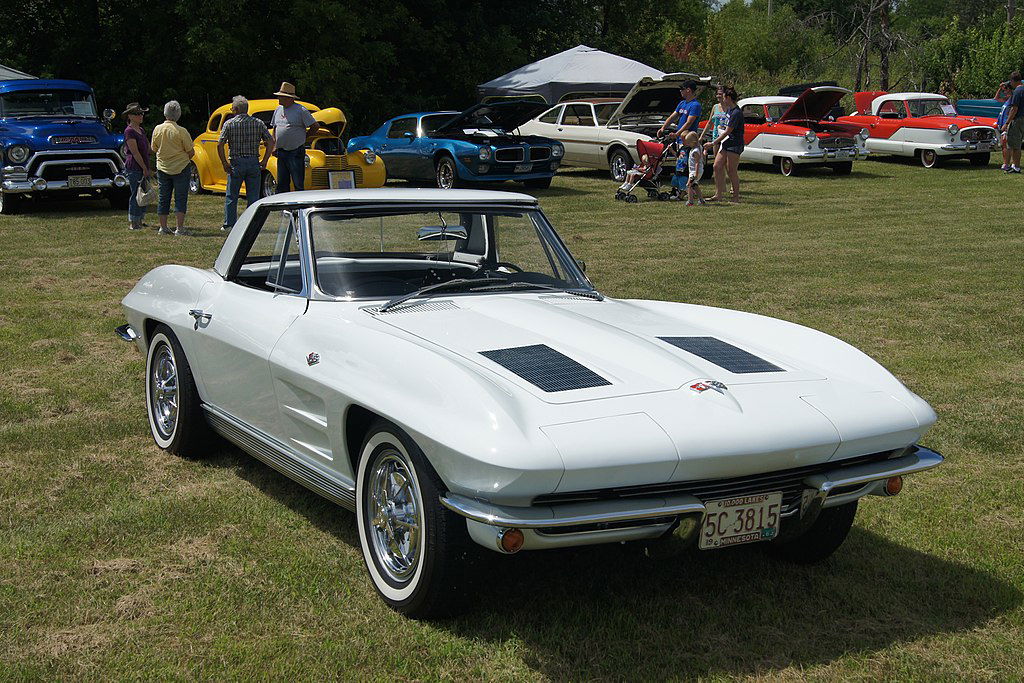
[121,102,149,117]
[273,82,298,98]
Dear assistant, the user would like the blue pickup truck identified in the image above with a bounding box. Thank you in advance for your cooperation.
[0,78,129,214]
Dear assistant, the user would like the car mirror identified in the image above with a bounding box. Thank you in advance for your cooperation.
[403,131,415,140]
[103,108,115,121]
[418,225,468,241]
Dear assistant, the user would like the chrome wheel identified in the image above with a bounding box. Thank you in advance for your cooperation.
[261,171,276,198]
[436,158,456,189]
[920,150,938,168]
[779,157,795,176]
[367,450,422,582]
[149,343,178,439]
[188,163,202,194]
[610,151,630,182]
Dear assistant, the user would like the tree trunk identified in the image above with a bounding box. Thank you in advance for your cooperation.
[879,0,891,91]
[1010,0,1017,25]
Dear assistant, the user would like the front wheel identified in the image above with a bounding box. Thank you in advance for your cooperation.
[355,420,473,618]
[920,149,940,168]
[435,156,459,189]
[969,153,990,167]
[609,148,632,182]
[764,501,857,564]
[523,177,552,190]
[146,325,211,457]
[188,162,208,194]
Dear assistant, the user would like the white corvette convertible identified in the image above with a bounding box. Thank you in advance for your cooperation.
[117,188,943,617]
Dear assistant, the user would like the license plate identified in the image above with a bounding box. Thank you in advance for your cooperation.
[836,149,851,158]
[699,491,782,550]
[977,142,991,151]
[68,175,91,188]
[514,163,531,173]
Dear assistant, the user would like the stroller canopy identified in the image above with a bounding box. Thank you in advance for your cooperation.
[477,45,665,104]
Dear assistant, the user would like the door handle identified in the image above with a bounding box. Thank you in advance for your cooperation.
[188,309,212,330]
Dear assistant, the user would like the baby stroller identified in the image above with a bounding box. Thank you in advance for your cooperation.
[613,137,676,203]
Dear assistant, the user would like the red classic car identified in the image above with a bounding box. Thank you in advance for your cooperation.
[838,92,997,168]
[728,86,869,176]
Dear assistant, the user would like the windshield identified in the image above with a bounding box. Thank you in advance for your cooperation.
[907,99,956,117]
[0,90,97,118]
[594,103,620,125]
[308,207,589,299]
[766,103,791,121]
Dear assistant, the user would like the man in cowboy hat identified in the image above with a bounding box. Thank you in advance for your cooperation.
[271,81,319,193]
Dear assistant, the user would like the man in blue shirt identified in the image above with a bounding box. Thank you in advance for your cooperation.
[1001,71,1024,173]
[658,80,702,173]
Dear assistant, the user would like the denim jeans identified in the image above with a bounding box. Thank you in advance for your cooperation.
[224,157,261,228]
[157,168,190,216]
[126,168,147,224]
[275,146,305,193]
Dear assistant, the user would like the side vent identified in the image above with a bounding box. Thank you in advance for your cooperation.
[363,300,459,315]
[479,344,611,392]
[658,336,784,374]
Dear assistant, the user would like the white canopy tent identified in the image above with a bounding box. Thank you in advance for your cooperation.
[0,64,36,80]
[477,45,665,104]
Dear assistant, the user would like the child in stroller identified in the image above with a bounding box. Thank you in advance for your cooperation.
[613,138,676,203]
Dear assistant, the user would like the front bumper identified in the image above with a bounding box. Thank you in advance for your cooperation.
[443,445,943,551]
[2,174,128,193]
[940,141,994,153]
[795,149,870,162]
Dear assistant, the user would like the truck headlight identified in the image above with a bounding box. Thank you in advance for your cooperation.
[363,149,376,165]
[804,131,817,143]
[947,124,959,136]
[859,128,870,140]
[7,145,30,164]
[478,146,491,161]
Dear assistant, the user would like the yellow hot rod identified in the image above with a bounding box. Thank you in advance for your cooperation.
[189,99,385,196]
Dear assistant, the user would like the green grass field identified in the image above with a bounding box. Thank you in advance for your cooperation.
[1,159,1022,680]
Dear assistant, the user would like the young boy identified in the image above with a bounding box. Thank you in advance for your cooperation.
[683,132,705,205]
[670,141,688,199]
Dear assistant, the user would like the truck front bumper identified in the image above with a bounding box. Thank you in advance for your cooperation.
[2,173,129,193]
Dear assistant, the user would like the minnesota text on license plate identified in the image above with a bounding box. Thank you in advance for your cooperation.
[699,491,782,550]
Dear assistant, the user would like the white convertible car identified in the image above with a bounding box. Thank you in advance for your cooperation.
[117,188,943,618]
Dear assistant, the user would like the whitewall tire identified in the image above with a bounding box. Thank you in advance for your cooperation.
[355,419,472,618]
[145,325,210,456]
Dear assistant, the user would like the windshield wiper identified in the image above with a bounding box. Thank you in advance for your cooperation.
[377,277,508,313]
[469,281,604,300]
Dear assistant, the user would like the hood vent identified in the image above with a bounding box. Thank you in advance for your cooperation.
[480,344,611,392]
[658,336,784,374]
[363,300,459,315]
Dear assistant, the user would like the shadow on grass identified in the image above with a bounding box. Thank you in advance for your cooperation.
[867,155,992,171]
[203,445,1018,678]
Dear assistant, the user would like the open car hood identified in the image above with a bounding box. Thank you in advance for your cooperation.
[312,107,347,136]
[606,72,715,125]
[432,101,549,135]
[779,86,851,123]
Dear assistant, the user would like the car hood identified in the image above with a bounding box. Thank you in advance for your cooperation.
[606,73,714,125]
[778,86,851,123]
[368,294,832,405]
[0,118,119,149]
[431,102,549,135]
[312,107,346,136]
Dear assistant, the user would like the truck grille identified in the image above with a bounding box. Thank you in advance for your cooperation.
[529,147,550,161]
[40,161,116,181]
[819,137,855,149]
[532,449,898,514]
[494,147,525,163]
[310,155,363,188]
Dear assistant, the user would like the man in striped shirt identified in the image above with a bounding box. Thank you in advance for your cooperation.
[218,95,275,230]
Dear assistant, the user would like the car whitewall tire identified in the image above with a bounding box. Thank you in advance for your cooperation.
[145,326,210,456]
[920,149,939,168]
[355,420,472,618]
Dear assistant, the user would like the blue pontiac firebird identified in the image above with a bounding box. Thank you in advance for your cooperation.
[347,102,564,189]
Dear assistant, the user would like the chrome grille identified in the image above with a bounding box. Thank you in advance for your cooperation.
[819,137,855,149]
[494,147,525,163]
[962,128,995,142]
[311,155,363,188]
[533,450,897,511]
[40,161,115,181]
[529,147,551,161]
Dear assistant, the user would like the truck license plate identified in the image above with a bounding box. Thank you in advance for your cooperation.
[68,175,92,188]
[699,491,782,550]
[514,163,531,173]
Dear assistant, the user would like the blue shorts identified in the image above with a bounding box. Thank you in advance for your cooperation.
[671,173,687,190]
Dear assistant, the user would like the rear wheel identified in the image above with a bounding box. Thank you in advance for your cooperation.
[609,148,632,182]
[188,162,207,194]
[831,161,853,175]
[764,501,857,564]
[146,325,211,457]
[435,156,460,189]
[0,191,21,215]
[778,157,797,176]
[355,419,473,618]
[919,149,940,168]
[969,153,990,167]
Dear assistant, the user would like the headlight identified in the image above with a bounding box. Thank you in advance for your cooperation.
[478,146,491,161]
[859,128,870,140]
[304,154,311,167]
[7,144,30,164]
[804,131,817,143]
[363,149,376,165]
[551,144,564,158]
[947,124,959,136]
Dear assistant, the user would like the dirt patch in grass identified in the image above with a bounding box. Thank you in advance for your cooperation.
[35,623,114,658]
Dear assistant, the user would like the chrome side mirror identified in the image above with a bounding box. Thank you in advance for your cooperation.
[418,225,468,241]
[103,108,116,121]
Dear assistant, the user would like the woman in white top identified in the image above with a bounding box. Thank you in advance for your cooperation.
[699,86,728,159]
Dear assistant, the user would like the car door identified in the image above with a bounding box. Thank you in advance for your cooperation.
[741,104,768,162]
[378,117,417,178]
[558,104,601,165]
[522,104,563,140]
[866,102,906,153]
[189,208,308,438]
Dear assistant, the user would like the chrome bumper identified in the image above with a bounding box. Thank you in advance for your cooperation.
[796,150,869,161]
[442,445,944,531]
[2,174,128,193]
[940,142,992,152]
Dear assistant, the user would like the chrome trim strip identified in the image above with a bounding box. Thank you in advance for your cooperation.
[440,492,706,529]
[202,405,356,511]
[805,445,943,511]
[3,178,120,192]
